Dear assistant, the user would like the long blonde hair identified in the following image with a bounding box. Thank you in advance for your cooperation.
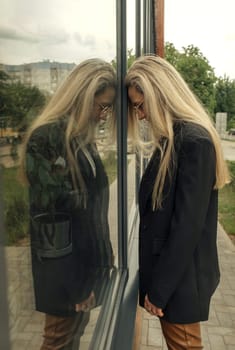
[20,58,116,193]
[125,55,230,209]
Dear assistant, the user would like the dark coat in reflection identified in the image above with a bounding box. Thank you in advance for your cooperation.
[26,120,114,316]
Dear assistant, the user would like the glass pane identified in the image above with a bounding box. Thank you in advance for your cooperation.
[0,0,117,349]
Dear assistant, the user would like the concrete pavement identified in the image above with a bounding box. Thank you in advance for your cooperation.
[221,139,235,161]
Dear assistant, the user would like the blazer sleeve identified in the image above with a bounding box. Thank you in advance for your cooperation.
[148,136,216,309]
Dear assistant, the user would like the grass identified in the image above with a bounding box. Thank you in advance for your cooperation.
[102,151,117,185]
[1,166,29,245]
[218,161,235,236]
[2,166,28,204]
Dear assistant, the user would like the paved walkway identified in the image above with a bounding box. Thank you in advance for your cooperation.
[136,223,235,350]
[221,139,235,161]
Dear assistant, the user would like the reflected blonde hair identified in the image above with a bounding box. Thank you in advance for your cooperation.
[125,55,230,209]
[20,58,116,192]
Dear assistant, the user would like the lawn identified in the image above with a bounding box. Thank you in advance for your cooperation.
[218,161,235,236]
[2,166,28,204]
[1,166,29,245]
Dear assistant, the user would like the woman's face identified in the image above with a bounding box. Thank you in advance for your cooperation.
[128,85,147,120]
[93,87,115,122]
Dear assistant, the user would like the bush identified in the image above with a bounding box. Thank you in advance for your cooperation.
[4,197,29,245]
[228,161,235,186]
[218,161,235,235]
[2,166,29,245]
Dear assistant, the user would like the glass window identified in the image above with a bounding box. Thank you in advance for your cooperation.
[0,1,118,349]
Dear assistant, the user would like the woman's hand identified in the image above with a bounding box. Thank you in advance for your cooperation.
[144,294,164,317]
[75,291,96,312]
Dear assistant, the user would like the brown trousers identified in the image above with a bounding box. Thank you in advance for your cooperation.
[160,319,203,350]
[40,312,90,350]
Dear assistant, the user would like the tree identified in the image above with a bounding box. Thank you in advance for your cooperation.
[9,82,46,129]
[215,76,235,129]
[164,42,180,67]
[0,71,12,117]
[0,74,46,129]
[127,49,136,68]
[111,48,136,70]
[165,43,216,116]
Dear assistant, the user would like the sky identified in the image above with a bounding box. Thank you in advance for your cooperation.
[0,0,116,65]
[0,0,235,79]
[165,0,235,79]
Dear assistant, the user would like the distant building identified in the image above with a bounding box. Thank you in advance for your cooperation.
[216,112,227,138]
[0,60,76,93]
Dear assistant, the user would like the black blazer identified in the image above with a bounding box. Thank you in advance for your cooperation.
[139,122,220,324]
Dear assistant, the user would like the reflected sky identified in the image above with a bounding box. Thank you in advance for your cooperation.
[0,0,117,64]
[0,0,138,66]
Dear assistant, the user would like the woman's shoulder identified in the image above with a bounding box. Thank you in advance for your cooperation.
[28,120,67,149]
[27,119,66,155]
[31,119,65,140]
[174,121,213,145]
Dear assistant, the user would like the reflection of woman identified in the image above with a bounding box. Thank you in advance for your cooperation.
[20,58,116,349]
[126,56,230,349]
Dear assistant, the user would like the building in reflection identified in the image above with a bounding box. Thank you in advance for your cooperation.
[0,61,76,93]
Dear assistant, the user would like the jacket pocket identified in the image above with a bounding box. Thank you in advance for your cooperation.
[31,212,72,259]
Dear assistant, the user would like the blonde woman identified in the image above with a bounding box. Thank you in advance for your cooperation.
[126,55,230,350]
[21,58,116,349]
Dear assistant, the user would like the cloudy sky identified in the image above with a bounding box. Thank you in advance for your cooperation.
[0,0,116,64]
[0,0,234,79]
[165,0,235,79]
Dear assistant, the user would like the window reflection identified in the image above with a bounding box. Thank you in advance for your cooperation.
[0,0,117,348]
[1,59,117,349]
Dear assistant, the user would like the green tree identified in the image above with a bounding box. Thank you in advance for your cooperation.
[127,49,136,68]
[8,82,46,129]
[165,43,216,116]
[111,48,136,69]
[164,42,180,67]
[215,76,235,129]
[0,71,11,117]
[0,74,46,129]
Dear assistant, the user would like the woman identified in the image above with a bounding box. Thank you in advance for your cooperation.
[20,58,116,349]
[125,55,230,349]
